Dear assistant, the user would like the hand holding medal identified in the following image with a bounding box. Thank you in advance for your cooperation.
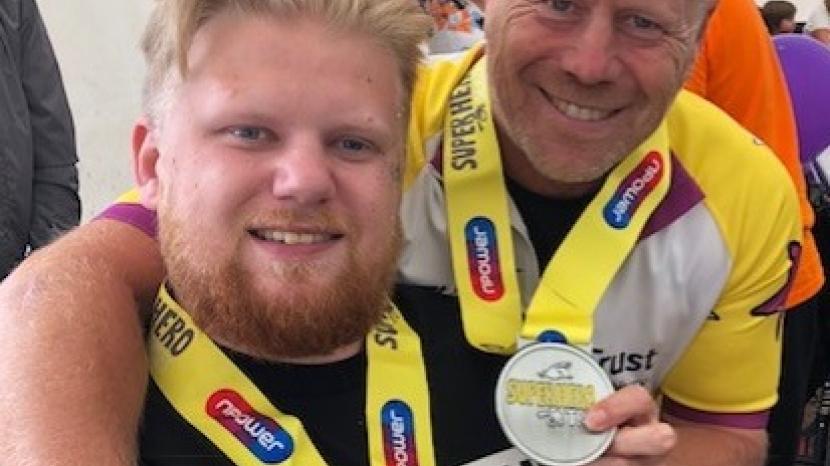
[580,384,676,465]
[495,334,676,465]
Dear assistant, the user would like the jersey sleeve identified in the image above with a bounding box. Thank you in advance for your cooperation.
[95,188,158,239]
[660,92,803,426]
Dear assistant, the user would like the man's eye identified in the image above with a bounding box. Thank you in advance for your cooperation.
[631,15,659,30]
[622,14,665,40]
[548,0,574,13]
[335,136,380,161]
[339,138,371,152]
[229,126,268,141]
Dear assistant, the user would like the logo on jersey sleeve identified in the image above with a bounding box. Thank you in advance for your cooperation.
[465,217,505,300]
[603,152,664,229]
[382,400,419,466]
[206,389,294,463]
[751,241,802,316]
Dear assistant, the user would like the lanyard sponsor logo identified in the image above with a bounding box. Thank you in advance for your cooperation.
[465,217,505,301]
[206,389,294,464]
[382,400,420,466]
[603,151,664,229]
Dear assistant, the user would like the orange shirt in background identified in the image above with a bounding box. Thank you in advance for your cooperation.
[685,0,824,308]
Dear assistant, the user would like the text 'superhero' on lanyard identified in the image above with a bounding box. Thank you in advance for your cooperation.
[148,285,435,465]
[443,57,672,353]
[444,58,671,465]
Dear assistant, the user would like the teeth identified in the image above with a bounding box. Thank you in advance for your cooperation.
[551,98,612,121]
[255,230,331,244]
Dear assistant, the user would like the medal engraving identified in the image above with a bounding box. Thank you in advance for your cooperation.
[495,343,615,466]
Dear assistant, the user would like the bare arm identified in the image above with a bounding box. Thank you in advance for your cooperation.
[584,386,765,466]
[0,220,164,466]
[665,415,767,466]
[812,28,830,45]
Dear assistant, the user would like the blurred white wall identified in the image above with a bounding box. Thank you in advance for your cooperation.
[39,0,153,221]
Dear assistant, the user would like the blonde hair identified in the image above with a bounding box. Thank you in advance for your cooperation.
[140,0,431,123]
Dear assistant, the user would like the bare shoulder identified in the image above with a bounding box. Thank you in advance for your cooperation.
[4,219,165,308]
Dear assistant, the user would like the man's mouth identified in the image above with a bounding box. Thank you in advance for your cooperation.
[248,229,342,245]
[541,89,619,122]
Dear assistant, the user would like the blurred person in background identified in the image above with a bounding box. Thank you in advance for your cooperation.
[762,0,798,35]
[807,0,830,44]
[0,0,80,280]
[420,0,485,53]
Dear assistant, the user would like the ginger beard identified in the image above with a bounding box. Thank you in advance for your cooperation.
[157,203,402,362]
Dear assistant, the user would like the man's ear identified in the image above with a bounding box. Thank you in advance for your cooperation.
[133,117,162,210]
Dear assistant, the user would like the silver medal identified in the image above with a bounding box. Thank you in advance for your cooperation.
[495,342,616,466]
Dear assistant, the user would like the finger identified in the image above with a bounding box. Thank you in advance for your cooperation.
[584,385,657,431]
[605,421,676,457]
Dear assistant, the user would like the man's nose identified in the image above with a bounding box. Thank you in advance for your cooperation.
[270,137,335,207]
[559,17,622,86]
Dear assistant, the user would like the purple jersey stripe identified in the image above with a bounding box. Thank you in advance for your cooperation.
[663,397,769,429]
[430,143,444,175]
[96,203,158,239]
[639,153,705,241]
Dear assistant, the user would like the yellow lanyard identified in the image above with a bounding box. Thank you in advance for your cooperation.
[148,286,435,466]
[444,58,671,352]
